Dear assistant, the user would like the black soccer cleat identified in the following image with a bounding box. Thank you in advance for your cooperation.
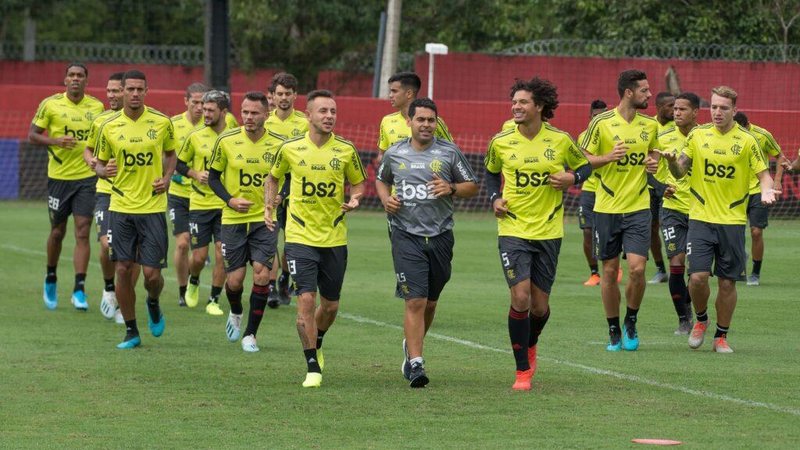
[408,361,429,388]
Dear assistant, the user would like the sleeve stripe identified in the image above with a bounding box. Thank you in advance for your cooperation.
[580,110,615,149]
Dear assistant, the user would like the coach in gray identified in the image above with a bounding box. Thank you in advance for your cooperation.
[376,97,479,388]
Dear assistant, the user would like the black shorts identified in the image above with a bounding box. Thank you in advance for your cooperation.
[686,220,746,281]
[168,194,190,236]
[649,188,663,224]
[47,176,96,226]
[594,209,651,260]
[390,227,454,301]
[109,211,169,268]
[578,190,595,230]
[498,236,561,295]
[285,243,348,301]
[660,208,689,258]
[93,193,111,241]
[220,221,277,273]
[747,193,769,229]
[189,209,222,250]
[277,198,289,230]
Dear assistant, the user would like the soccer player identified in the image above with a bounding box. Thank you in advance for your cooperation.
[647,92,676,284]
[169,83,209,306]
[662,86,777,353]
[175,90,230,315]
[485,78,591,391]
[208,91,285,353]
[656,92,700,335]
[577,99,608,286]
[376,98,478,388]
[265,90,366,388]
[94,69,177,349]
[30,62,104,311]
[265,72,309,306]
[580,69,660,352]
[732,112,790,286]
[377,72,453,163]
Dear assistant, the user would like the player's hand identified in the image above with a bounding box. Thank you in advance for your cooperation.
[778,155,792,171]
[86,156,98,170]
[105,159,118,178]
[427,172,452,198]
[773,181,782,200]
[382,194,401,214]
[55,135,77,149]
[644,156,659,174]
[493,198,509,218]
[663,184,677,199]
[606,142,628,163]
[659,150,677,163]
[264,205,274,231]
[152,177,169,194]
[762,188,780,205]
[274,194,283,206]
[228,198,253,214]
[549,171,575,191]
[342,192,362,212]
[197,170,209,185]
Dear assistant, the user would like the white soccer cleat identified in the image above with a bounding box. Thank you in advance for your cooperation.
[241,334,259,353]
[100,290,118,319]
[226,312,242,342]
[114,308,125,325]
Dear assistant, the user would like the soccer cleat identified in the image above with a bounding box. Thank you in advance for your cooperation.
[267,287,280,309]
[622,324,639,351]
[401,339,411,380]
[302,372,322,388]
[528,345,538,374]
[712,336,734,353]
[226,312,242,342]
[148,311,165,337]
[205,300,224,316]
[674,319,693,336]
[647,270,669,284]
[278,283,291,305]
[116,335,141,349]
[688,321,708,349]
[317,349,325,372]
[71,291,89,311]
[114,308,124,324]
[100,290,117,319]
[241,334,259,352]
[746,274,760,286]
[616,267,623,283]
[408,361,429,388]
[583,273,601,286]
[512,369,533,391]
[185,283,200,308]
[178,297,187,307]
[43,280,58,310]
[606,333,622,352]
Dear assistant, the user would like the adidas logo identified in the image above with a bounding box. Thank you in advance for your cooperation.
[308,358,317,363]
[612,135,621,141]
[235,154,244,160]
[389,130,395,134]
[118,135,125,141]
[299,159,307,166]
[61,113,68,118]
[398,162,406,170]
[509,154,517,160]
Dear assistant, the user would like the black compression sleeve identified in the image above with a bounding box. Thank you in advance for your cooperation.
[208,169,232,205]
[485,169,502,205]
[573,163,592,185]
[175,160,190,177]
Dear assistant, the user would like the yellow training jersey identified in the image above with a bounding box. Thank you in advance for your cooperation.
[581,108,659,214]
[747,124,781,195]
[209,127,285,225]
[87,109,119,194]
[485,123,588,240]
[655,117,675,134]
[271,132,367,247]
[577,129,597,193]
[96,107,176,214]
[225,112,239,129]
[169,112,204,198]
[178,126,226,211]
[32,93,104,180]
[266,109,308,139]
[681,124,767,225]
[657,127,693,214]
[378,111,453,151]
[501,118,515,132]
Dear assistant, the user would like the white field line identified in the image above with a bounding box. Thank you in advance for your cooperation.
[5,243,799,417]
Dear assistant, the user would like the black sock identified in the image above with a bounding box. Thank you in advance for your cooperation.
[73,273,86,293]
[226,285,244,315]
[268,280,277,292]
[146,297,161,323]
[278,272,289,288]
[104,277,115,292]
[624,307,639,329]
[189,275,200,286]
[714,323,729,338]
[752,260,762,275]
[529,307,550,347]
[316,328,327,349]
[209,285,222,302]
[696,309,709,323]
[244,283,268,337]
[304,348,321,373]
[607,317,621,342]
[656,260,666,272]
[46,266,57,284]
[124,319,139,339]
[508,307,530,371]
[589,263,599,275]
[179,285,187,299]
[669,266,689,320]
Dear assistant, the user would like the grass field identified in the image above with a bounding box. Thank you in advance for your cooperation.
[1,200,799,449]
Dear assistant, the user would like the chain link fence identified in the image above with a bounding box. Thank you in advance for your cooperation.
[501,39,800,63]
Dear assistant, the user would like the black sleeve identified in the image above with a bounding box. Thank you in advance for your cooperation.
[176,160,190,177]
[647,173,667,197]
[485,168,502,206]
[208,168,232,205]
[572,163,592,185]
[278,173,291,199]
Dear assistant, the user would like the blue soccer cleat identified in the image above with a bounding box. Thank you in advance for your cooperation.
[116,335,141,349]
[43,281,58,310]
[622,324,639,351]
[606,332,622,352]
[148,312,165,337]
[70,290,88,311]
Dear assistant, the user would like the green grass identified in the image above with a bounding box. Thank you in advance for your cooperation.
[1,201,799,449]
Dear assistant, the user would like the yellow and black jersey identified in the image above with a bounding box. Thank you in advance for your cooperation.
[178,126,226,211]
[87,109,119,194]
[747,124,781,194]
[378,111,452,151]
[657,127,693,215]
[266,109,308,139]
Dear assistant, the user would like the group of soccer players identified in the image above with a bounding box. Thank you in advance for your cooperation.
[30,63,792,390]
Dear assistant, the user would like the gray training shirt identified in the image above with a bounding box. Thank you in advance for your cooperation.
[377,137,476,237]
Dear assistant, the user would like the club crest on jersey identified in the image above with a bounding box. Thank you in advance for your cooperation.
[147,128,158,140]
[730,144,742,155]
[84,112,94,121]
[429,159,443,173]
[329,157,342,171]
[640,131,650,141]
[544,148,556,161]
[262,152,274,164]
